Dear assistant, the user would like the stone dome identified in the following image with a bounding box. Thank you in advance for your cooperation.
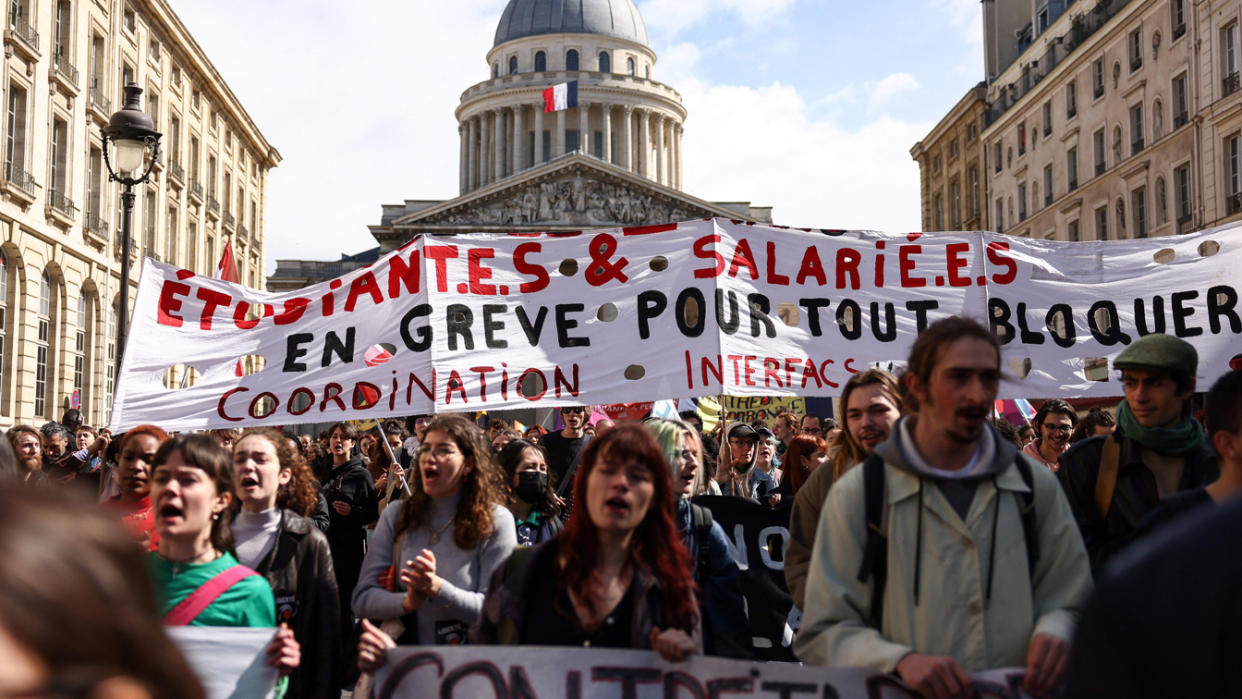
[493,0,649,48]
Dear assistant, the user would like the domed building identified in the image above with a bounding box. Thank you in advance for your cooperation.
[269,0,771,289]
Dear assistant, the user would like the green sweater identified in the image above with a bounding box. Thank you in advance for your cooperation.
[149,551,275,627]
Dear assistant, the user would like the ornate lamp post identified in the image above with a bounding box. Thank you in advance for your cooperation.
[102,82,161,371]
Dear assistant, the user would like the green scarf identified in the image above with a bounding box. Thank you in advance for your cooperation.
[1115,399,1205,455]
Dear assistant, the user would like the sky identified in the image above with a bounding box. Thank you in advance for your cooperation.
[173,0,984,272]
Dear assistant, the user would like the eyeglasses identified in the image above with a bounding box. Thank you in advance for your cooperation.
[1043,424,1073,434]
[560,407,586,414]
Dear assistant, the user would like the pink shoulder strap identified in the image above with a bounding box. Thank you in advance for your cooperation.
[164,564,256,626]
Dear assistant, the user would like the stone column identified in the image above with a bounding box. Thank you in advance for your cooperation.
[639,109,651,179]
[673,123,683,189]
[621,105,633,171]
[489,107,499,180]
[459,124,467,194]
[467,116,478,191]
[479,113,490,185]
[555,109,566,158]
[655,114,665,185]
[602,105,612,163]
[534,104,544,165]
[513,105,524,172]
[579,101,590,155]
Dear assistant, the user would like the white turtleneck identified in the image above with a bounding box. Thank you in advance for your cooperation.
[233,507,282,570]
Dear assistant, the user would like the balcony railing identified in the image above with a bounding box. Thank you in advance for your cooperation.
[1068,177,1078,192]
[168,161,184,184]
[238,223,249,242]
[48,190,77,217]
[4,165,36,196]
[1224,72,1241,98]
[189,180,204,201]
[1130,56,1142,72]
[1095,161,1106,177]
[1132,138,1144,154]
[1044,192,1053,207]
[1174,112,1188,129]
[1172,23,1186,40]
[223,212,236,230]
[9,17,39,51]
[1228,192,1242,216]
[53,52,78,85]
[207,196,220,216]
[89,87,111,115]
[86,211,107,235]
[1093,84,1104,99]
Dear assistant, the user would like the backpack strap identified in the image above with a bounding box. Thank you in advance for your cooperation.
[855,453,888,628]
[688,503,714,579]
[1094,434,1122,521]
[164,565,256,626]
[1012,454,1041,576]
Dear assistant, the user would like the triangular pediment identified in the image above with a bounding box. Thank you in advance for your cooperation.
[390,155,743,230]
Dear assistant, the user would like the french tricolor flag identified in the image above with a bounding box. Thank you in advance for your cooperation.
[542,80,578,113]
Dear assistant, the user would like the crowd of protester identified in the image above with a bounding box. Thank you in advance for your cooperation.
[2,317,1239,698]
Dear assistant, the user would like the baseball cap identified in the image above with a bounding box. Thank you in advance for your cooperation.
[727,423,759,442]
[1113,334,1198,378]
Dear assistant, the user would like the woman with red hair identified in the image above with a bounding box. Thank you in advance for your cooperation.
[785,433,829,497]
[467,422,699,659]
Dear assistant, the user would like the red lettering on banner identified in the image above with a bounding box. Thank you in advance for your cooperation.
[287,387,314,416]
[820,359,840,388]
[622,223,677,236]
[388,250,422,298]
[553,364,580,397]
[874,240,887,287]
[514,243,550,293]
[946,243,972,287]
[784,357,800,387]
[702,354,723,387]
[796,247,828,286]
[765,242,790,285]
[445,370,467,404]
[836,249,861,289]
[692,234,725,279]
[763,358,784,387]
[727,240,760,280]
[196,287,232,330]
[470,366,493,402]
[899,245,926,288]
[727,355,744,384]
[987,241,1018,284]
[468,248,498,295]
[157,279,191,327]
[801,359,824,389]
[345,272,384,312]
[233,301,274,330]
[217,387,247,421]
[274,298,312,326]
[407,370,437,403]
[743,355,758,386]
[320,383,346,412]
[425,245,459,292]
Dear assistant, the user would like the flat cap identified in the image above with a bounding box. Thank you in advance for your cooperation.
[1113,334,1198,377]
[727,423,759,441]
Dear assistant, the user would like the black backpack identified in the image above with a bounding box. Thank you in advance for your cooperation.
[688,503,714,579]
[856,452,1041,627]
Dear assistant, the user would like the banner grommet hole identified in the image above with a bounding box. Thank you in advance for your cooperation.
[1083,357,1110,382]
[164,364,201,390]
[624,364,645,380]
[1153,248,1175,264]
[1199,240,1220,257]
[649,256,669,272]
[776,303,800,327]
[518,371,547,399]
[233,354,267,377]
[597,303,618,322]
[559,259,579,276]
[1009,357,1032,379]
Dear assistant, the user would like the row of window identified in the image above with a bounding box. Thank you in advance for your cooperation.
[493,49,647,79]
[930,165,982,231]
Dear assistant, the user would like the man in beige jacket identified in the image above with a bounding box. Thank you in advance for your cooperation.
[794,317,1092,699]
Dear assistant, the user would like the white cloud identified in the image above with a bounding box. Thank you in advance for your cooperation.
[870,73,920,105]
[639,0,795,36]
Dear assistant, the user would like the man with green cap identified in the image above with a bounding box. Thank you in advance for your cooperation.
[1058,333,1218,573]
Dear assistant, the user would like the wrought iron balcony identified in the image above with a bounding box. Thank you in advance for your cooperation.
[48,190,77,217]
[223,211,236,230]
[4,165,36,197]
[53,52,78,85]
[238,223,249,242]
[1095,161,1105,177]
[88,87,111,115]
[207,196,220,217]
[86,211,107,235]
[8,17,38,51]
[1172,23,1186,40]
[1228,192,1242,216]
[168,161,184,184]
[1132,138,1144,155]
[1174,112,1188,129]
[189,180,204,202]
[1224,72,1241,98]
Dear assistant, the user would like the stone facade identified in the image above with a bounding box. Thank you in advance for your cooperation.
[910,84,989,231]
[972,0,1241,242]
[0,0,278,429]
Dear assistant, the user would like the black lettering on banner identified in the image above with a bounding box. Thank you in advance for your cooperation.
[1171,290,1203,337]
[446,304,475,351]
[439,661,505,699]
[482,305,509,349]
[1047,304,1076,348]
[748,293,777,338]
[706,676,754,698]
[399,304,433,352]
[592,666,661,699]
[509,665,539,699]
[555,303,590,347]
[865,674,921,699]
[637,291,667,340]
[677,287,707,337]
[758,681,819,699]
[1208,285,1241,334]
[717,290,741,334]
[1087,301,1131,346]
[798,298,830,337]
[283,333,313,372]
[869,302,897,343]
[836,300,862,341]
[988,298,1015,345]
[375,651,444,699]
[566,670,582,699]
[322,327,356,367]
[1016,303,1044,345]
[516,306,548,346]
[663,671,706,699]
[1134,296,1166,336]
[905,299,938,334]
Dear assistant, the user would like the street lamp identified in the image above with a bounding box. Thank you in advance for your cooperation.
[102,82,161,372]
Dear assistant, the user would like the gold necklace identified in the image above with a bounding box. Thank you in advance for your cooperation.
[428,515,454,545]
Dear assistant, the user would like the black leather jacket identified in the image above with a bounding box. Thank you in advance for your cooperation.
[250,510,342,699]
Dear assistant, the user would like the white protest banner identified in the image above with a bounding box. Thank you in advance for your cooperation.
[373,646,1033,698]
[166,626,277,699]
[111,218,1242,431]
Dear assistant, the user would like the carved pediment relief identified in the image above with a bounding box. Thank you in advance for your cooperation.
[412,171,715,228]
